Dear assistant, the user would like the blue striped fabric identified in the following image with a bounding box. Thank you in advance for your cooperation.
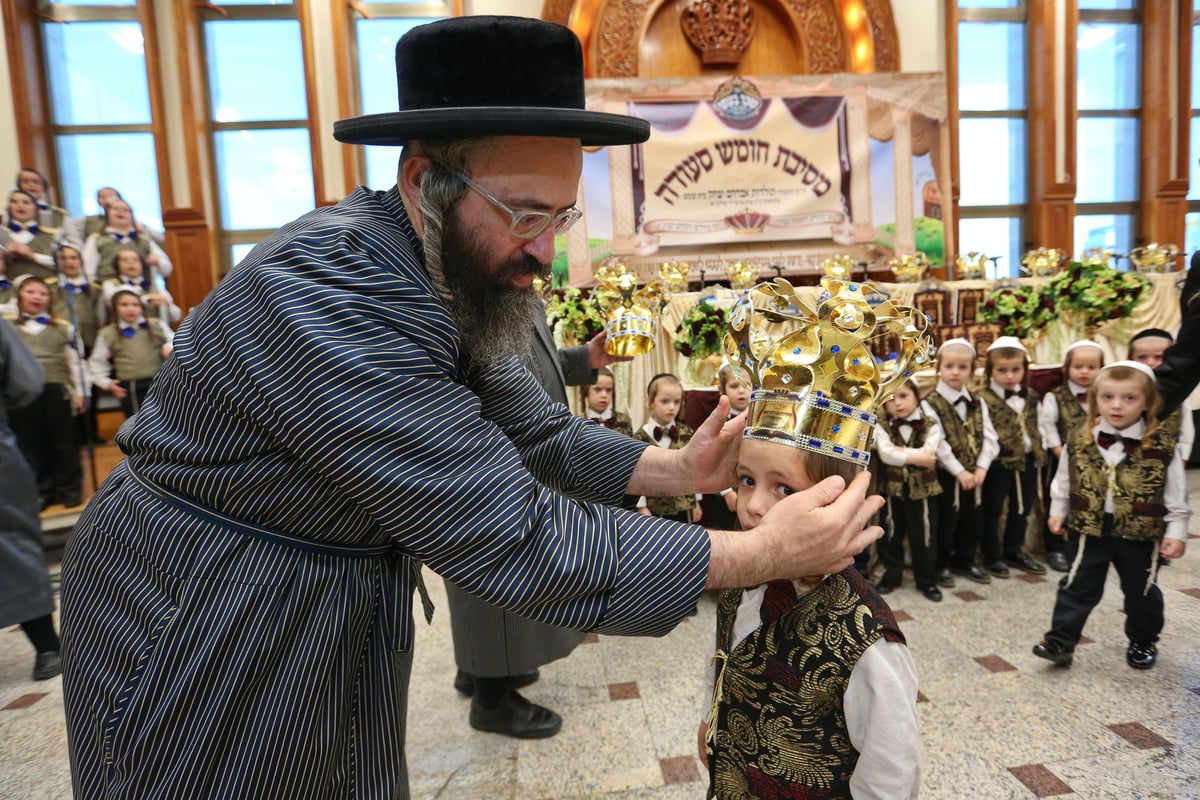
[59,187,711,798]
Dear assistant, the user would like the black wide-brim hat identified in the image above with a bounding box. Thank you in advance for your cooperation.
[333,16,650,148]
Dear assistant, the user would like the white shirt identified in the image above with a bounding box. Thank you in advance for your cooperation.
[703,582,921,800]
[990,380,1032,454]
[1038,380,1089,451]
[635,419,701,509]
[0,224,55,266]
[586,406,613,424]
[87,317,174,390]
[922,380,999,475]
[1049,418,1191,541]
[874,409,942,467]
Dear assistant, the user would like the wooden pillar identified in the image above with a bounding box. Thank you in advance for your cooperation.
[1028,0,1077,253]
[1139,0,1191,252]
[892,106,915,254]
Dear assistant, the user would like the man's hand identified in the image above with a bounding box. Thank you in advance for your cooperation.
[680,396,745,494]
[586,330,634,369]
[705,472,884,588]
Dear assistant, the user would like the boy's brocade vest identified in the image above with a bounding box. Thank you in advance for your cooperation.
[589,411,633,437]
[94,231,152,281]
[706,568,905,800]
[878,414,943,500]
[99,323,166,382]
[1065,413,1181,541]
[11,318,72,385]
[980,387,1045,470]
[1051,384,1089,442]
[634,423,695,516]
[924,391,983,471]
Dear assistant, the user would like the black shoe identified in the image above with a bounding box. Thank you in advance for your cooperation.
[1032,640,1074,667]
[952,564,991,584]
[875,577,899,595]
[982,560,1010,578]
[454,669,539,697]
[469,690,562,739]
[1046,551,1071,573]
[935,568,956,588]
[61,495,83,509]
[921,585,943,602]
[1006,553,1046,575]
[32,650,61,681]
[1126,641,1157,670]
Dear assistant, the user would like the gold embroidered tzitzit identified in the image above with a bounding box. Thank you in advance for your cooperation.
[723,277,935,466]
[594,260,666,357]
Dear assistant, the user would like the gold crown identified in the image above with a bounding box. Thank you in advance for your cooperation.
[1021,247,1067,277]
[594,260,666,357]
[1080,247,1116,267]
[954,251,989,280]
[658,261,690,293]
[680,0,755,66]
[888,252,928,283]
[821,254,855,281]
[725,260,759,290]
[723,277,935,465]
[1128,243,1178,273]
[724,209,770,234]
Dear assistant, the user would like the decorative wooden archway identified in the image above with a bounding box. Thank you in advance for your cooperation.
[542,0,899,78]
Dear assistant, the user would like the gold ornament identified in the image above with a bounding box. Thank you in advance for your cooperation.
[1021,247,1067,277]
[723,277,935,466]
[1128,243,1178,273]
[888,252,928,283]
[594,260,666,357]
[658,261,690,293]
[954,251,989,280]
[725,260,759,290]
[821,254,855,281]
[1080,247,1116,267]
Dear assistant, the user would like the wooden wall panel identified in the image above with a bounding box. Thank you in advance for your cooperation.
[2,0,54,188]
[1140,0,1190,249]
[163,208,217,314]
[1028,0,1076,252]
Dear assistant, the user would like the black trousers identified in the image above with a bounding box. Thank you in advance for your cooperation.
[981,454,1039,562]
[1044,518,1164,649]
[935,470,982,571]
[1041,453,1065,556]
[878,494,939,589]
[9,383,81,503]
[118,378,155,418]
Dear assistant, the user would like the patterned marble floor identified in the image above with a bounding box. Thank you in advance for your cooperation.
[4,472,1199,799]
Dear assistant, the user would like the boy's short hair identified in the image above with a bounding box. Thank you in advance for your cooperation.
[717,364,740,393]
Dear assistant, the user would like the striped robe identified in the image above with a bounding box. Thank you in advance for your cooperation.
[59,187,710,799]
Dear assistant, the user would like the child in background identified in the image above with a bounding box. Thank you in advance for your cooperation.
[0,251,12,312]
[1034,361,1190,670]
[699,278,923,800]
[1128,328,1195,460]
[701,364,752,532]
[977,337,1047,577]
[1,189,58,282]
[922,338,998,586]
[634,373,701,523]
[874,378,944,601]
[103,247,181,324]
[55,244,102,354]
[1038,340,1104,573]
[579,366,632,435]
[88,288,174,418]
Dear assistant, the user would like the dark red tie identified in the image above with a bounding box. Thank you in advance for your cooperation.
[760,579,798,623]
[653,425,679,443]
[1075,392,1088,402]
[1097,431,1139,452]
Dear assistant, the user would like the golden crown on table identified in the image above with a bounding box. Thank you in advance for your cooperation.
[821,254,855,281]
[1080,247,1116,267]
[1021,247,1067,277]
[954,251,989,280]
[723,277,936,466]
[888,252,929,283]
[594,260,666,357]
[725,260,759,290]
[1128,243,1179,273]
[658,261,690,293]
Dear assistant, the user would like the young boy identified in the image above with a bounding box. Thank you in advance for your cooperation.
[699,278,925,799]
[701,364,752,532]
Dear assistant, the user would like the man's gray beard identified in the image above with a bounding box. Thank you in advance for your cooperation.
[438,220,544,370]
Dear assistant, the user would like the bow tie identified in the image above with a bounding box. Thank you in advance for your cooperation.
[1075,392,1088,403]
[1097,431,1139,452]
[0,278,10,290]
[653,424,679,443]
[120,321,149,338]
[1004,388,1023,400]
[892,417,924,435]
[953,395,976,410]
[7,221,37,235]
[760,579,798,624]
[592,416,617,429]
[37,201,48,211]
[66,282,88,295]
[113,230,138,243]
[123,277,151,291]
[22,313,51,325]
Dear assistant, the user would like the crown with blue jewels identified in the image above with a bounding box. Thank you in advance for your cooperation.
[723,277,936,465]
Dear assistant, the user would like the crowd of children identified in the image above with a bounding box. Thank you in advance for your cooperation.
[1,169,176,510]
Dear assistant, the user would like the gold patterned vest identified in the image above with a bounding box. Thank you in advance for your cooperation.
[878,413,943,500]
[99,323,166,382]
[925,391,982,471]
[1051,384,1089,442]
[980,387,1045,470]
[707,569,906,800]
[12,318,72,385]
[1065,414,1181,541]
[634,423,695,516]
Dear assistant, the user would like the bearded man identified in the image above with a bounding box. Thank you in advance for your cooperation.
[59,16,883,799]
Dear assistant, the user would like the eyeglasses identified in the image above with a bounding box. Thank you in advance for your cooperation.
[453,172,582,239]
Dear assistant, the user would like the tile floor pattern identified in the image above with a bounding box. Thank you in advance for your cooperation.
[3,472,1200,798]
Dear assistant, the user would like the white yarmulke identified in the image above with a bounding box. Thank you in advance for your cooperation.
[987,335,1027,354]
[937,337,975,356]
[1101,360,1156,381]
[1064,339,1104,357]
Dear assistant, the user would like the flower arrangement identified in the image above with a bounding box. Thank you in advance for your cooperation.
[674,297,728,359]
[544,287,606,346]
[1047,261,1149,334]
[979,284,1058,341]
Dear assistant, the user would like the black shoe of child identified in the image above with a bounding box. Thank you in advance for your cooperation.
[1032,640,1074,667]
[921,585,943,602]
[1126,642,1157,670]
[952,564,991,584]
[875,579,898,595]
[33,650,62,681]
[1005,553,1046,575]
[1046,551,1071,573]
[983,560,1010,578]
[935,568,956,588]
